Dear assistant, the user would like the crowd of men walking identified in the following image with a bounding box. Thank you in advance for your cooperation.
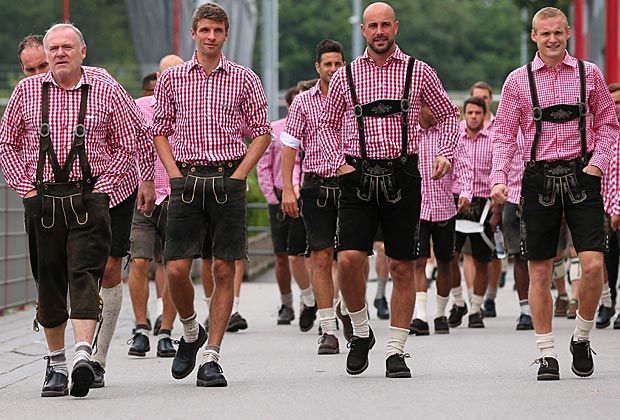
[1,1,619,398]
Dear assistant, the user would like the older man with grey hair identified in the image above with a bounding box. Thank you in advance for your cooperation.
[0,23,141,398]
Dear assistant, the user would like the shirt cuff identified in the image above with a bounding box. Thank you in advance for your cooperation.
[17,179,36,198]
[490,171,508,187]
[436,147,454,163]
[281,132,301,149]
[459,191,473,203]
[589,154,610,176]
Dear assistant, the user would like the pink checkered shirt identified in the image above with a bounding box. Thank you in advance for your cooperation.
[319,46,459,173]
[419,125,472,222]
[0,68,136,204]
[457,123,493,199]
[602,139,620,215]
[257,118,301,205]
[152,53,271,164]
[284,82,334,178]
[135,95,171,205]
[491,52,619,186]
[507,129,526,204]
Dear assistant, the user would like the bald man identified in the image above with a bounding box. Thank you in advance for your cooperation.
[127,55,184,360]
[319,1,459,378]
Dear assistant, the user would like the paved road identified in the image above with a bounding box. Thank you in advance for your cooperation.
[1,265,619,420]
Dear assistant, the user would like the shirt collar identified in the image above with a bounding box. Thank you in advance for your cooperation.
[189,51,230,74]
[531,50,577,71]
[310,80,324,97]
[361,44,407,66]
[42,67,88,89]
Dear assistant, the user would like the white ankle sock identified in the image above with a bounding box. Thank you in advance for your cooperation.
[573,311,594,341]
[91,283,123,368]
[48,348,68,377]
[349,305,370,338]
[73,341,92,365]
[451,286,465,306]
[281,292,293,308]
[471,294,484,314]
[535,332,557,359]
[180,312,199,343]
[300,287,315,307]
[318,308,337,335]
[435,295,449,318]
[415,292,428,322]
[201,345,220,365]
[375,277,388,299]
[520,299,531,316]
[386,326,409,358]
[601,282,612,308]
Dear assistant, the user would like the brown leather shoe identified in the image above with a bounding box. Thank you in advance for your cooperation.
[318,333,339,355]
[567,299,578,319]
[554,297,568,317]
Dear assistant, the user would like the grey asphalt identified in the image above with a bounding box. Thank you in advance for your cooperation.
[1,264,619,420]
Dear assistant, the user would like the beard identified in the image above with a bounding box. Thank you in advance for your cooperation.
[466,121,483,132]
[368,37,394,54]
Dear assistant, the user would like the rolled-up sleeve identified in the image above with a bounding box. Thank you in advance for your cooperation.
[153,72,176,138]
[490,74,520,186]
[241,69,271,140]
[318,69,347,174]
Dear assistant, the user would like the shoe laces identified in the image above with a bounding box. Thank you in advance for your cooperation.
[575,339,597,356]
[530,357,552,367]
[347,334,368,349]
[398,353,411,361]
[126,331,147,345]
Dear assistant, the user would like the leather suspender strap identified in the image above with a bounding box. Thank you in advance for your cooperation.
[58,84,91,183]
[345,63,368,161]
[577,59,587,161]
[399,57,415,165]
[36,82,63,186]
[526,62,542,163]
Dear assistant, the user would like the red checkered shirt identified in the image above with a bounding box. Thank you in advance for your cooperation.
[152,53,271,164]
[491,52,619,186]
[458,123,493,199]
[284,82,334,178]
[136,95,171,205]
[87,66,155,195]
[419,125,472,222]
[318,46,459,173]
[257,118,301,205]
[0,68,137,203]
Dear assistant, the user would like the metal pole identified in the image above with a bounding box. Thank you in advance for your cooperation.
[520,7,528,65]
[261,0,279,120]
[605,0,619,83]
[173,0,181,56]
[350,0,362,60]
[63,0,70,22]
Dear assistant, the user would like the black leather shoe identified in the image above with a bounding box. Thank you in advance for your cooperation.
[70,360,95,397]
[153,315,163,336]
[196,361,228,387]
[171,325,207,380]
[157,337,177,358]
[226,312,248,332]
[595,305,615,329]
[128,333,150,357]
[570,337,596,377]
[409,318,430,335]
[614,313,620,329]
[346,328,375,375]
[90,361,105,388]
[277,305,295,325]
[448,303,468,327]
[483,299,496,318]
[299,304,317,332]
[374,297,390,320]
[516,313,534,330]
[385,353,411,378]
[434,316,450,334]
[533,357,560,381]
[468,312,485,328]
[41,357,68,397]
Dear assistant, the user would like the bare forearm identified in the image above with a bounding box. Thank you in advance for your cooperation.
[233,134,271,179]
[154,135,181,178]
[281,146,297,189]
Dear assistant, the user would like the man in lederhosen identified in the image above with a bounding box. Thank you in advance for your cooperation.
[319,2,459,378]
[153,3,271,387]
[491,7,619,380]
[0,24,138,397]
[281,39,345,354]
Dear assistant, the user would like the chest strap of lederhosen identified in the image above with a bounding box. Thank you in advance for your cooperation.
[526,59,587,164]
[36,82,92,187]
[345,56,415,168]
